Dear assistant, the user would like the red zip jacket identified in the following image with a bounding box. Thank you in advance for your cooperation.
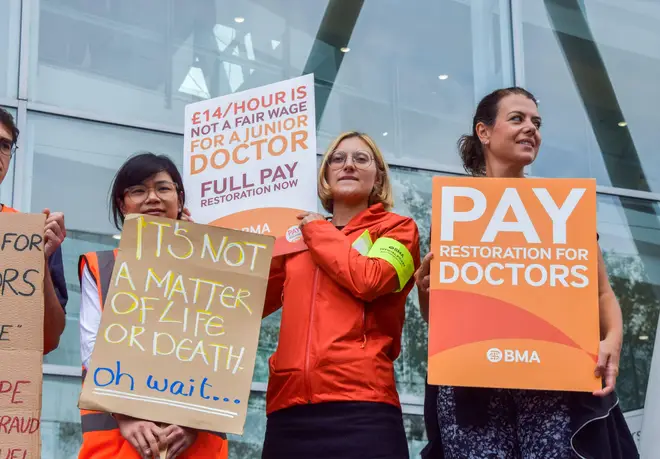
[263,203,421,414]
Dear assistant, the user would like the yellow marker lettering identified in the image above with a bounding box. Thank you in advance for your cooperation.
[190,340,210,365]
[227,345,245,374]
[234,288,252,315]
[202,234,228,262]
[168,222,194,260]
[195,310,211,338]
[175,338,193,361]
[189,278,223,310]
[135,215,147,260]
[111,291,139,315]
[153,332,176,356]
[244,242,267,271]
[139,296,158,324]
[104,323,128,344]
[150,221,172,257]
[145,268,173,296]
[367,237,415,292]
[129,326,145,351]
[219,286,236,309]
[223,242,245,267]
[210,344,229,372]
[114,261,136,291]
[168,274,189,304]
[205,315,225,336]
[159,300,180,324]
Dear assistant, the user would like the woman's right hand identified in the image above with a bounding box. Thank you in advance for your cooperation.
[116,414,167,459]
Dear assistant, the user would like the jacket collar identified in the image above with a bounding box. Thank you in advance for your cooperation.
[331,203,388,233]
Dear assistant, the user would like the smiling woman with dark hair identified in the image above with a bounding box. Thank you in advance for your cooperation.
[77,152,228,459]
[415,88,638,459]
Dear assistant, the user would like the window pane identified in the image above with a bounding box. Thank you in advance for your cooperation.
[522,1,660,192]
[391,166,435,398]
[26,113,182,367]
[41,375,83,457]
[598,195,660,412]
[31,0,510,166]
[0,0,20,98]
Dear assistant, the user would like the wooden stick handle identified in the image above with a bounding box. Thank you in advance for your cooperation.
[160,447,167,459]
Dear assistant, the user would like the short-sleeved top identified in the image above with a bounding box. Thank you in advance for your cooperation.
[1,204,68,310]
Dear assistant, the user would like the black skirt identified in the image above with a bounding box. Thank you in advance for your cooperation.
[261,401,409,459]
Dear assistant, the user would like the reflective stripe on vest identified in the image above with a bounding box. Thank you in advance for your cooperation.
[78,250,227,440]
[79,250,119,434]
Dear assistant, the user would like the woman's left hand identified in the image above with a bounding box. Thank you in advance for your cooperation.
[163,425,197,459]
[297,212,325,227]
[593,333,622,397]
[180,207,194,223]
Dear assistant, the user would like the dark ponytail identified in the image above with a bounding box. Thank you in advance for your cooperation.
[458,87,538,176]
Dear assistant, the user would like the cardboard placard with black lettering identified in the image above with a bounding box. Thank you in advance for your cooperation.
[0,213,46,458]
[78,214,274,435]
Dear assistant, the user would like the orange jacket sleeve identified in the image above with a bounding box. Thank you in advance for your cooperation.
[301,218,420,302]
[263,255,286,318]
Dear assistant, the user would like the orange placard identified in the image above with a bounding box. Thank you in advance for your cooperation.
[428,177,600,392]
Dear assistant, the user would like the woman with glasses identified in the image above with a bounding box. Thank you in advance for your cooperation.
[77,153,228,459]
[260,132,421,459]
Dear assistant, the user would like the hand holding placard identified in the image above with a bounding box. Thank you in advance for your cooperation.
[79,214,274,435]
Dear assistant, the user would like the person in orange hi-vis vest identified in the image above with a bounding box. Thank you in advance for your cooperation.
[77,152,228,459]
[260,131,421,459]
[0,107,67,354]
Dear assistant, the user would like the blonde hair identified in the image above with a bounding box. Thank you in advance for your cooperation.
[318,131,394,213]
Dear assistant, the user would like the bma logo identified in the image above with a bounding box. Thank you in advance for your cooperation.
[486,348,503,363]
[486,348,541,364]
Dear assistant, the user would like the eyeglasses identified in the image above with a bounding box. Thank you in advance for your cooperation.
[327,150,374,170]
[0,138,16,159]
[124,181,178,204]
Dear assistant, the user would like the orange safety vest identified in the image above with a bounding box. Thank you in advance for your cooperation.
[77,250,229,459]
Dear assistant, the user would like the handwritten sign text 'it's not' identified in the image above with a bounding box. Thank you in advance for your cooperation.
[0,213,46,459]
[78,214,274,435]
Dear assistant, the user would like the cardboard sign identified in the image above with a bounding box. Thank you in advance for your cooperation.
[78,215,274,435]
[183,74,317,256]
[428,177,600,392]
[0,213,46,458]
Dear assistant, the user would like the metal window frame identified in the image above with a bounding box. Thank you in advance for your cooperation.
[13,0,660,424]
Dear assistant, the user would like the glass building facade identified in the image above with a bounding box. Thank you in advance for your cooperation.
[1,0,659,457]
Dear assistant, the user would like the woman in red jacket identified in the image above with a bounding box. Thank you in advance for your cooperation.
[261,131,421,459]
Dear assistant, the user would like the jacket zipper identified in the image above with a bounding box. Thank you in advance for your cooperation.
[304,268,320,403]
[570,396,619,459]
[361,309,367,349]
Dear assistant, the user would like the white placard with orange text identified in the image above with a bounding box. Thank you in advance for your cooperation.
[183,74,317,255]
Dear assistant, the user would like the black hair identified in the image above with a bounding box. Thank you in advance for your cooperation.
[110,152,185,230]
[458,87,538,176]
[0,107,19,146]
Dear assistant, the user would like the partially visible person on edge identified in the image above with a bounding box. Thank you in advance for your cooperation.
[260,131,421,459]
[415,88,638,459]
[77,153,228,459]
[0,107,67,354]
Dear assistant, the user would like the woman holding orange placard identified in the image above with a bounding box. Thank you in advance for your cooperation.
[415,88,637,459]
[260,131,420,459]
